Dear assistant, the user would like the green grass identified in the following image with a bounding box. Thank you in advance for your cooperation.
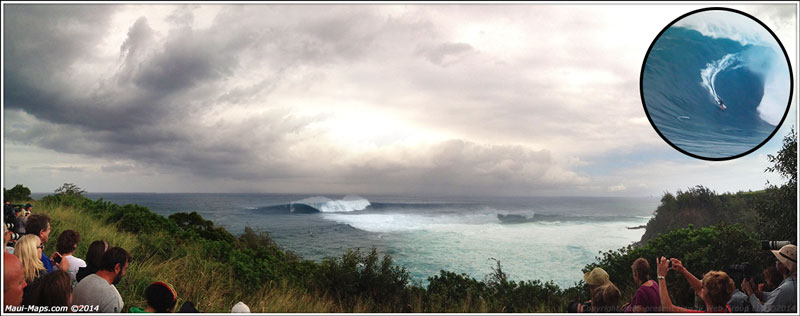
[39,201,337,312]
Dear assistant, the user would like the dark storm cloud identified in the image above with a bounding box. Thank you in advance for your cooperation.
[0,4,604,193]
[3,5,116,78]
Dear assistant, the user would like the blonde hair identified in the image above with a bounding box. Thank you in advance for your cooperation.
[14,234,45,282]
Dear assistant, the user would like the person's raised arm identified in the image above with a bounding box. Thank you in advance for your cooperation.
[670,258,702,294]
[657,256,692,313]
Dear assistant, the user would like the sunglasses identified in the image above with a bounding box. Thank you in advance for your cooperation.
[37,244,44,249]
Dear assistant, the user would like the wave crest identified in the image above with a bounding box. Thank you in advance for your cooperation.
[291,195,371,213]
[701,53,740,104]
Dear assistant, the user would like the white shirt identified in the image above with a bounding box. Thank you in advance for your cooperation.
[64,254,87,286]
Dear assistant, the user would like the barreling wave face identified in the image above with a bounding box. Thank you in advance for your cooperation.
[290,195,370,213]
[642,10,791,159]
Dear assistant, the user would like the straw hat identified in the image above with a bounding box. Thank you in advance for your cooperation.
[772,244,797,270]
[584,267,612,286]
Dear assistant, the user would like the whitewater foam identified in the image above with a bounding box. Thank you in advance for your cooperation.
[323,210,650,287]
[291,195,371,213]
[701,53,740,105]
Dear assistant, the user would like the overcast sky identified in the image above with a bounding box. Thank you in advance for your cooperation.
[2,3,797,197]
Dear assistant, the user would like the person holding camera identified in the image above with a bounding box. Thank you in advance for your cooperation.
[14,205,26,234]
[55,229,86,286]
[657,256,734,313]
[743,244,797,313]
[5,223,18,253]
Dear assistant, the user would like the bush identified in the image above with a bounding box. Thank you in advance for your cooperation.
[314,248,411,311]
[425,270,486,312]
[107,204,178,235]
[4,184,31,202]
[54,183,86,197]
[169,212,236,244]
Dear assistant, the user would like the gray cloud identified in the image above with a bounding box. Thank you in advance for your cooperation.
[31,166,87,173]
[3,4,794,195]
[417,42,473,66]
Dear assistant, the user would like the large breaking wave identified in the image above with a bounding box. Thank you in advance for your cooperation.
[642,10,790,158]
[676,10,790,126]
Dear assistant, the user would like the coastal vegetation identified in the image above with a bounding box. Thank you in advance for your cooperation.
[5,130,795,312]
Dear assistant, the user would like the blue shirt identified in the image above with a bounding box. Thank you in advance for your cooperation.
[41,252,54,273]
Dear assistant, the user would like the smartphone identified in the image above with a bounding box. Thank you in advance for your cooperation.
[53,253,62,264]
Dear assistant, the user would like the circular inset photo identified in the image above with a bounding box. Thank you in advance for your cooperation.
[641,7,793,160]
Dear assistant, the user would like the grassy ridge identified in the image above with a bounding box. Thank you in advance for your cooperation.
[39,199,338,312]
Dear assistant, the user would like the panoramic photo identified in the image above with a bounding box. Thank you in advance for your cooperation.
[2,2,797,314]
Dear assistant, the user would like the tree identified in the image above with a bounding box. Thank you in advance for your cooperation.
[54,183,86,197]
[4,184,32,202]
[757,128,797,240]
[766,127,797,186]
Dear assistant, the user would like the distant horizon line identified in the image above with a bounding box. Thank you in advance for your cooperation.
[23,191,714,200]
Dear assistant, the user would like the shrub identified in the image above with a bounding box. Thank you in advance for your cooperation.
[4,184,31,202]
[169,212,236,244]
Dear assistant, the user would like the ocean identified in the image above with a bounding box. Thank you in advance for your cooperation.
[642,13,790,159]
[32,192,659,288]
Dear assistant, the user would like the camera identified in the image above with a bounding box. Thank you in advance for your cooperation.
[727,262,753,279]
[4,222,21,240]
[568,301,591,313]
[8,232,22,241]
[761,240,795,250]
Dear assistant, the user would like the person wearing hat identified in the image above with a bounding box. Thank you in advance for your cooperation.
[585,267,613,291]
[743,244,797,313]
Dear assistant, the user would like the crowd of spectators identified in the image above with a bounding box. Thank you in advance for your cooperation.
[3,201,253,313]
[579,244,796,313]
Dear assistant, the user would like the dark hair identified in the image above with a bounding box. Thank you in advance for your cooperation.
[146,282,177,312]
[86,240,108,267]
[56,230,81,254]
[34,270,72,307]
[632,257,650,281]
[99,247,132,272]
[25,214,50,236]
